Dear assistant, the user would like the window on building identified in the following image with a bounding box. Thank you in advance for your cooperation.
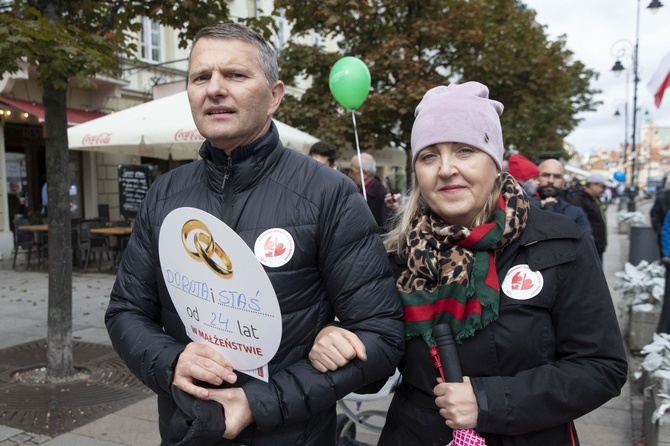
[310,30,322,47]
[273,16,288,52]
[141,17,162,63]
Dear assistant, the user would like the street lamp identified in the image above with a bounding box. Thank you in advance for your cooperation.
[648,0,664,10]
[610,0,663,211]
[612,99,629,179]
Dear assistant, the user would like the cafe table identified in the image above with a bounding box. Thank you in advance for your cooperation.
[17,224,49,269]
[89,226,132,269]
[17,224,49,232]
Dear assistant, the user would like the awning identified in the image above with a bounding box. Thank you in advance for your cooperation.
[0,96,106,126]
[67,91,319,160]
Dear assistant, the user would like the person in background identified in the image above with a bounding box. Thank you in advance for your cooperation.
[569,173,609,264]
[601,185,613,206]
[659,210,670,334]
[308,140,337,168]
[349,152,391,228]
[105,22,404,446]
[650,174,670,250]
[506,153,539,197]
[384,190,403,214]
[308,81,627,445]
[383,175,403,215]
[531,158,592,236]
[566,176,585,198]
[41,181,48,217]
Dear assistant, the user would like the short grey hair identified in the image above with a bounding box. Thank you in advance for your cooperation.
[353,152,377,175]
[189,23,279,86]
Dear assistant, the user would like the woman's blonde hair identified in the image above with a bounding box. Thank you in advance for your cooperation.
[383,172,504,253]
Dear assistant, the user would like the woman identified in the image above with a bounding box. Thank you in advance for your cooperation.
[506,153,539,197]
[309,81,627,445]
[657,210,670,333]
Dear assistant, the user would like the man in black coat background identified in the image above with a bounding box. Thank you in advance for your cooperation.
[532,158,593,237]
[650,175,670,248]
[569,173,609,264]
[349,152,391,228]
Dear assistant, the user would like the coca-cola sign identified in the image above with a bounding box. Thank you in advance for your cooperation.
[174,128,205,142]
[81,132,112,145]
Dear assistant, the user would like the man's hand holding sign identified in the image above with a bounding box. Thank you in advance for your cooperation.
[174,342,237,399]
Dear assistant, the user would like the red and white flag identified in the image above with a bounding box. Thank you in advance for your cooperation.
[647,50,670,108]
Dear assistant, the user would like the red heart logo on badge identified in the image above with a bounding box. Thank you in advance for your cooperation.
[502,264,543,301]
[264,236,286,257]
[273,242,286,256]
[511,271,534,290]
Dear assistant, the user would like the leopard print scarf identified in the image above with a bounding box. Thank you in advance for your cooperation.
[398,173,529,345]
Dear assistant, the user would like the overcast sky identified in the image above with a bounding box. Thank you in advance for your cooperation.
[522,0,670,155]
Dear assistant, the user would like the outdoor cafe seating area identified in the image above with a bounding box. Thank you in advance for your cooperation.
[11,208,132,273]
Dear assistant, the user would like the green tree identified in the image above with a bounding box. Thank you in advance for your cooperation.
[0,0,272,379]
[272,0,600,176]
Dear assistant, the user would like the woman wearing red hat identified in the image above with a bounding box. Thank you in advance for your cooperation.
[507,153,540,197]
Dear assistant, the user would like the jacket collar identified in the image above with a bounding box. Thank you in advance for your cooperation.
[519,205,582,245]
[508,206,583,270]
[199,121,283,193]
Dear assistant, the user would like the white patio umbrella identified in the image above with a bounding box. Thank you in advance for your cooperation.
[68,91,319,160]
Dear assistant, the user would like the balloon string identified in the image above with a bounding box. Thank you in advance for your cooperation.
[351,110,367,202]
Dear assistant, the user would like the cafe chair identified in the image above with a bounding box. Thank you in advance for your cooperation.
[71,221,85,268]
[98,204,110,225]
[12,216,35,270]
[37,220,48,270]
[79,220,113,272]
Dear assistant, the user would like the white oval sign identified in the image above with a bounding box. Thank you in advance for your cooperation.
[158,207,282,371]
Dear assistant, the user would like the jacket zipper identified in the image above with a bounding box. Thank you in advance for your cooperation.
[220,157,233,223]
[221,157,232,191]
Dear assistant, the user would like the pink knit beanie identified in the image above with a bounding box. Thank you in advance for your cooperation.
[411,82,504,169]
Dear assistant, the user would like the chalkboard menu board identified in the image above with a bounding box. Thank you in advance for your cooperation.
[118,164,152,219]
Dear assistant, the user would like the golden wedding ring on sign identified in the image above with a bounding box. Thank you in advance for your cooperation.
[182,219,214,260]
[181,219,233,278]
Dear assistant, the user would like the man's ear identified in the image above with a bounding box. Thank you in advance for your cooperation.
[268,81,285,115]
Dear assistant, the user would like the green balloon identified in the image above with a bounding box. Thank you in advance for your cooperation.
[329,56,371,110]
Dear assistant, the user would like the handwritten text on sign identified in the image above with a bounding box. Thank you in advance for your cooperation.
[158,207,282,379]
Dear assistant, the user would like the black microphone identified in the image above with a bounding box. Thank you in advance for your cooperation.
[432,323,463,383]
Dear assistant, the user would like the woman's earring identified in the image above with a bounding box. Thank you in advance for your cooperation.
[497,171,502,178]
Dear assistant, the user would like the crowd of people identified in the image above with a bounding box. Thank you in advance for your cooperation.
[105,22,628,446]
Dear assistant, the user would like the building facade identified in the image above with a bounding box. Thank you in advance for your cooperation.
[0,1,279,259]
[0,1,407,260]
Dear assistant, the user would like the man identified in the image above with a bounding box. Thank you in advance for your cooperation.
[308,140,337,168]
[650,174,670,248]
[531,159,592,237]
[349,152,390,228]
[570,173,609,263]
[105,23,403,445]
